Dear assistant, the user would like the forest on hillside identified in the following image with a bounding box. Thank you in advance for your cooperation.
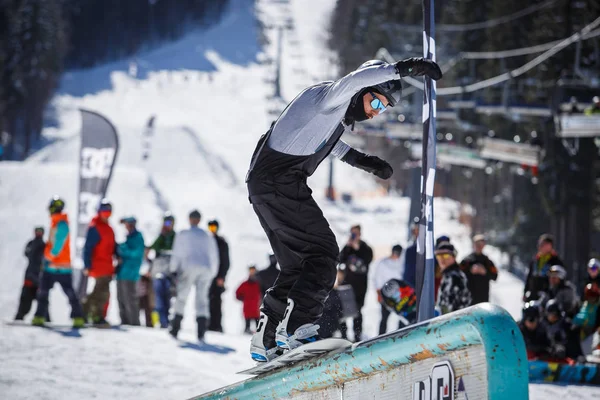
[0,0,229,160]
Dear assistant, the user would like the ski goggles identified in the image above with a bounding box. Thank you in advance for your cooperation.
[435,253,453,260]
[208,224,218,233]
[589,263,599,272]
[370,92,387,114]
[99,210,112,218]
[163,219,174,228]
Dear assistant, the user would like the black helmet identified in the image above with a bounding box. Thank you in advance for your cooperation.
[545,299,562,316]
[98,198,112,212]
[48,196,65,214]
[357,60,403,107]
[207,219,219,227]
[522,301,540,320]
[163,211,175,222]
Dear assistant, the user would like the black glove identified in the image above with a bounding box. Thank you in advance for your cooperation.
[341,148,393,179]
[395,57,442,81]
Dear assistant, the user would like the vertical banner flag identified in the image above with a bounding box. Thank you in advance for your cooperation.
[75,109,119,298]
[416,0,437,322]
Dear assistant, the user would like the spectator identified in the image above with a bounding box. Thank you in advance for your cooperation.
[403,223,419,288]
[32,197,84,328]
[169,210,218,342]
[434,235,450,300]
[147,212,176,328]
[541,299,581,360]
[586,258,600,289]
[567,96,581,114]
[524,234,563,300]
[518,301,551,359]
[380,278,418,328]
[116,217,145,326]
[547,264,580,318]
[584,96,600,115]
[256,253,279,296]
[82,199,116,326]
[235,265,262,334]
[207,219,230,333]
[14,227,46,321]
[460,234,498,304]
[338,224,373,342]
[138,273,155,328]
[572,284,600,339]
[434,242,471,315]
[372,244,404,334]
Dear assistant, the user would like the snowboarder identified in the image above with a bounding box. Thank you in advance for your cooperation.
[147,212,177,328]
[235,265,262,334]
[434,242,472,315]
[246,57,442,361]
[338,224,374,341]
[169,210,219,342]
[116,217,145,326]
[523,234,564,300]
[256,253,279,296]
[82,199,116,326]
[459,234,498,304]
[207,218,230,332]
[14,227,46,321]
[32,197,85,328]
[372,244,405,334]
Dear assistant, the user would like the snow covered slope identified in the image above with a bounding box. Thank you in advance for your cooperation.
[0,0,596,399]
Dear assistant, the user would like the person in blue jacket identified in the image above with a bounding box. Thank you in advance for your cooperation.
[116,217,145,325]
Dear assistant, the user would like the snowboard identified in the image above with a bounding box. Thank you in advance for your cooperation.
[238,338,352,376]
[3,319,78,329]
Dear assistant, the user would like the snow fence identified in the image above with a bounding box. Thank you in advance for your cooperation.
[193,303,528,400]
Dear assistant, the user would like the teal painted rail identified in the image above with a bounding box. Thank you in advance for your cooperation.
[193,304,528,400]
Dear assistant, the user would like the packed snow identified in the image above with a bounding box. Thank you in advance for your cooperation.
[0,0,596,398]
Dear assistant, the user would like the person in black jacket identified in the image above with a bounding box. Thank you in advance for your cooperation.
[207,219,230,332]
[256,253,279,296]
[338,224,373,341]
[518,301,552,359]
[523,234,564,299]
[459,234,498,304]
[15,227,47,320]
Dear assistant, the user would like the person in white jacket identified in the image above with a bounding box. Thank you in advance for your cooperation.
[372,244,404,335]
[169,209,219,341]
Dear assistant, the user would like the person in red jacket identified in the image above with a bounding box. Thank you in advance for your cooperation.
[236,265,262,334]
[82,199,117,326]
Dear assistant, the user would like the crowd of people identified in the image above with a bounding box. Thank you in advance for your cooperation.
[518,234,600,362]
[20,195,600,364]
[13,196,240,342]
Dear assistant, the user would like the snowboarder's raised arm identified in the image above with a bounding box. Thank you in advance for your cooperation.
[322,58,442,110]
[321,63,399,109]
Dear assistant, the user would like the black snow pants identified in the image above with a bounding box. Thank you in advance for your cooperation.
[246,122,345,338]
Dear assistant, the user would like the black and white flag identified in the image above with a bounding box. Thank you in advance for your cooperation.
[75,109,119,297]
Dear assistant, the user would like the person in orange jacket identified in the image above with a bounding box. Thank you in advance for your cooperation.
[32,197,85,328]
[236,265,262,334]
[82,199,117,326]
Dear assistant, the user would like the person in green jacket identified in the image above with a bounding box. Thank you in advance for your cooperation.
[116,217,145,326]
[146,212,176,328]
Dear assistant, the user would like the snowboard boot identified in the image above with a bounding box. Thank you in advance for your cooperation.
[275,298,321,351]
[197,316,207,341]
[169,314,183,339]
[72,317,86,329]
[250,312,281,362]
[32,316,45,326]
[151,311,160,328]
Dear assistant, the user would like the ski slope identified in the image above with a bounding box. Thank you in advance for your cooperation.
[0,0,597,398]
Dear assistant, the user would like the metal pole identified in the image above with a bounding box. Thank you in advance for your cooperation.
[416,0,437,322]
